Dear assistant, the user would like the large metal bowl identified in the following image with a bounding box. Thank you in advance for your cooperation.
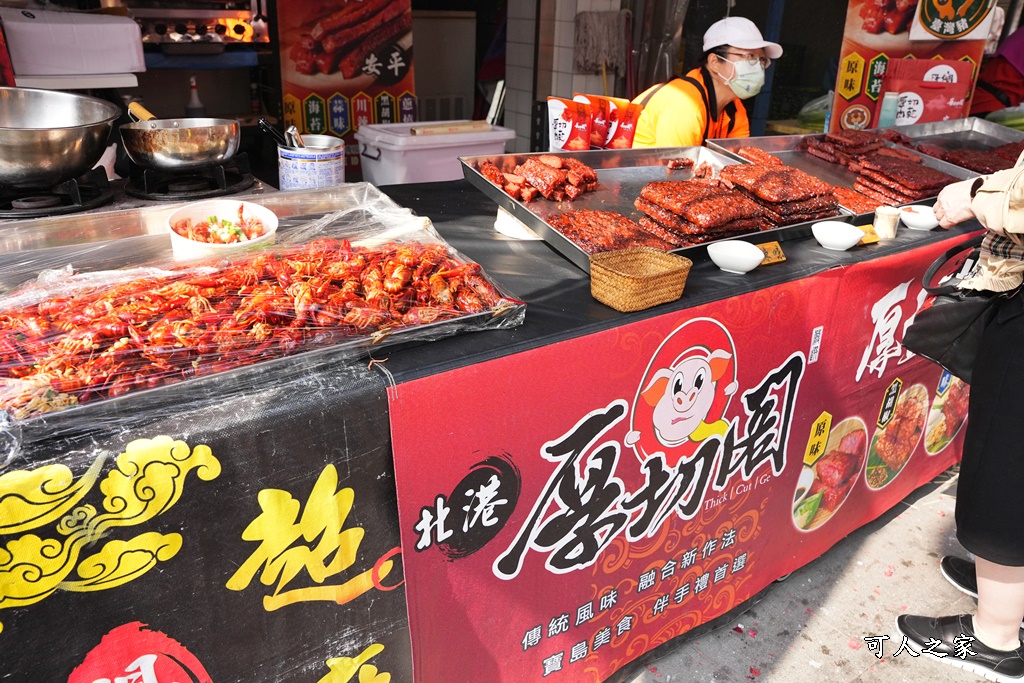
[0,87,121,189]
[120,117,240,170]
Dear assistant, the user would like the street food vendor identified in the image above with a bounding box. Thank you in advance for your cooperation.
[631,17,782,148]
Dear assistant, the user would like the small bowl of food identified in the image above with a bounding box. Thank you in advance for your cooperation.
[706,240,764,274]
[812,220,864,251]
[900,204,939,230]
[167,199,278,260]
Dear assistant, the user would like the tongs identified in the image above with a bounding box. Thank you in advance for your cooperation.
[285,125,305,148]
[258,118,287,146]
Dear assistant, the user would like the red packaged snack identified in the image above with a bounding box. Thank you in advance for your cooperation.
[573,94,612,148]
[547,97,592,152]
[607,101,642,149]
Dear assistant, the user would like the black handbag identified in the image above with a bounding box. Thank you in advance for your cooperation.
[901,234,998,384]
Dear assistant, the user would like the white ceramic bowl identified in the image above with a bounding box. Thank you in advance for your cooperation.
[167,199,278,261]
[706,240,764,274]
[812,220,864,251]
[900,204,939,230]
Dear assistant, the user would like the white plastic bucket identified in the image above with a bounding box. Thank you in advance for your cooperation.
[277,134,345,190]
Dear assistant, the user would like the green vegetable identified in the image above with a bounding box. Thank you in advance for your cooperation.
[793,491,823,529]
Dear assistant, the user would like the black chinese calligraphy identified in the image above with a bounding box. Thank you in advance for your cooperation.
[413,455,520,560]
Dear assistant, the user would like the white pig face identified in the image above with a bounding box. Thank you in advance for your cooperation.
[651,357,716,446]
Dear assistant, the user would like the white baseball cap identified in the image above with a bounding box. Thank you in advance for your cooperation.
[703,17,783,60]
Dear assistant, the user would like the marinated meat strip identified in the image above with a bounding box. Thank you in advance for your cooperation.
[634,197,763,235]
[825,129,886,152]
[853,181,902,206]
[855,176,921,203]
[805,145,839,164]
[833,186,882,214]
[319,1,408,54]
[761,205,840,226]
[874,146,921,163]
[858,155,956,190]
[719,164,834,203]
[640,180,764,228]
[479,160,505,187]
[993,141,1024,162]
[733,188,838,216]
[538,155,564,169]
[515,158,567,198]
[857,170,937,199]
[562,158,598,187]
[547,210,674,254]
[632,215,690,246]
[875,396,924,471]
[638,217,762,245]
[914,143,947,160]
[941,148,1014,175]
[736,146,784,166]
[693,162,715,178]
[878,128,913,146]
[665,158,695,169]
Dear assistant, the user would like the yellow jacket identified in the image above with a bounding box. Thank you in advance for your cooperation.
[631,67,750,147]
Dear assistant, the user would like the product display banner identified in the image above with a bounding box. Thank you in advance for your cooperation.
[390,239,966,682]
[277,1,416,178]
[829,0,990,131]
[0,366,412,681]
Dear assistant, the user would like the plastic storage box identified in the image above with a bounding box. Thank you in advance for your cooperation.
[355,120,516,185]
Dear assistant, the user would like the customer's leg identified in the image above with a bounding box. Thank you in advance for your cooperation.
[974,558,1024,651]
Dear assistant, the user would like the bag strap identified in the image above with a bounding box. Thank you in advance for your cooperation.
[922,233,985,295]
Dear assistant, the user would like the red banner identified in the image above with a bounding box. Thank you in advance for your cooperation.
[829,0,990,131]
[276,1,416,179]
[389,238,968,682]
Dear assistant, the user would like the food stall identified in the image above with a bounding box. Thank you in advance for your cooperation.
[0,106,987,680]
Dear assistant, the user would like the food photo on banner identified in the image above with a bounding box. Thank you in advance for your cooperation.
[388,240,965,683]
[277,0,417,179]
[830,0,995,131]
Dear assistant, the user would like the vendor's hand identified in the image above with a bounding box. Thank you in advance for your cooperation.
[934,178,978,228]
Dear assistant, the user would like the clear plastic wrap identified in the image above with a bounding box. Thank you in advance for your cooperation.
[0,183,525,425]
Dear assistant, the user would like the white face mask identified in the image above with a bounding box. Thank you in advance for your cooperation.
[720,57,765,100]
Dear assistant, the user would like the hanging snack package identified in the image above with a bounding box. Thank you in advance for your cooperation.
[605,96,642,149]
[573,93,613,148]
[547,97,592,151]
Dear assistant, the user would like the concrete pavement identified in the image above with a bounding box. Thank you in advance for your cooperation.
[624,467,980,682]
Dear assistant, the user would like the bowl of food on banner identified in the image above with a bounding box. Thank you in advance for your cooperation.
[899,204,939,231]
[812,220,864,251]
[864,384,929,490]
[925,376,970,455]
[167,199,279,261]
[706,240,764,274]
[793,417,868,532]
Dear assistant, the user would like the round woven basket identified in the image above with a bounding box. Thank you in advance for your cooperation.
[589,247,692,312]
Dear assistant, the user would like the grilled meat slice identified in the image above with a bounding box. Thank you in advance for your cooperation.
[833,186,882,214]
[516,158,568,198]
[547,210,674,254]
[736,146,784,166]
[858,155,957,190]
[719,164,834,203]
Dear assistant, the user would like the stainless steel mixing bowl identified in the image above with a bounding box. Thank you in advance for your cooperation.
[120,107,240,171]
[0,87,121,188]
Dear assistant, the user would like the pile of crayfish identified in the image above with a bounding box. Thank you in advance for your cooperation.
[0,238,519,418]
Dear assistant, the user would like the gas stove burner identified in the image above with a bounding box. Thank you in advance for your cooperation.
[12,196,62,210]
[0,168,114,218]
[124,153,256,201]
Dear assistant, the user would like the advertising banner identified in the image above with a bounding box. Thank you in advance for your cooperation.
[389,239,967,683]
[0,368,412,682]
[829,0,992,131]
[276,1,417,179]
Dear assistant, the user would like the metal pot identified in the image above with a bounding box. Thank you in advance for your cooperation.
[120,102,240,171]
[0,87,120,188]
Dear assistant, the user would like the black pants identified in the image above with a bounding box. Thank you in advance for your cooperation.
[956,291,1024,566]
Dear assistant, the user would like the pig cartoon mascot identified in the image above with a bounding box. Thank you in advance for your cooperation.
[625,318,738,467]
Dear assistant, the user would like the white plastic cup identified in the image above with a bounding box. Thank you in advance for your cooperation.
[873,206,901,240]
[277,134,346,190]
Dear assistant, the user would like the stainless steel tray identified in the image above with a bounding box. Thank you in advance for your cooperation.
[708,133,978,215]
[887,116,1024,152]
[460,147,852,273]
